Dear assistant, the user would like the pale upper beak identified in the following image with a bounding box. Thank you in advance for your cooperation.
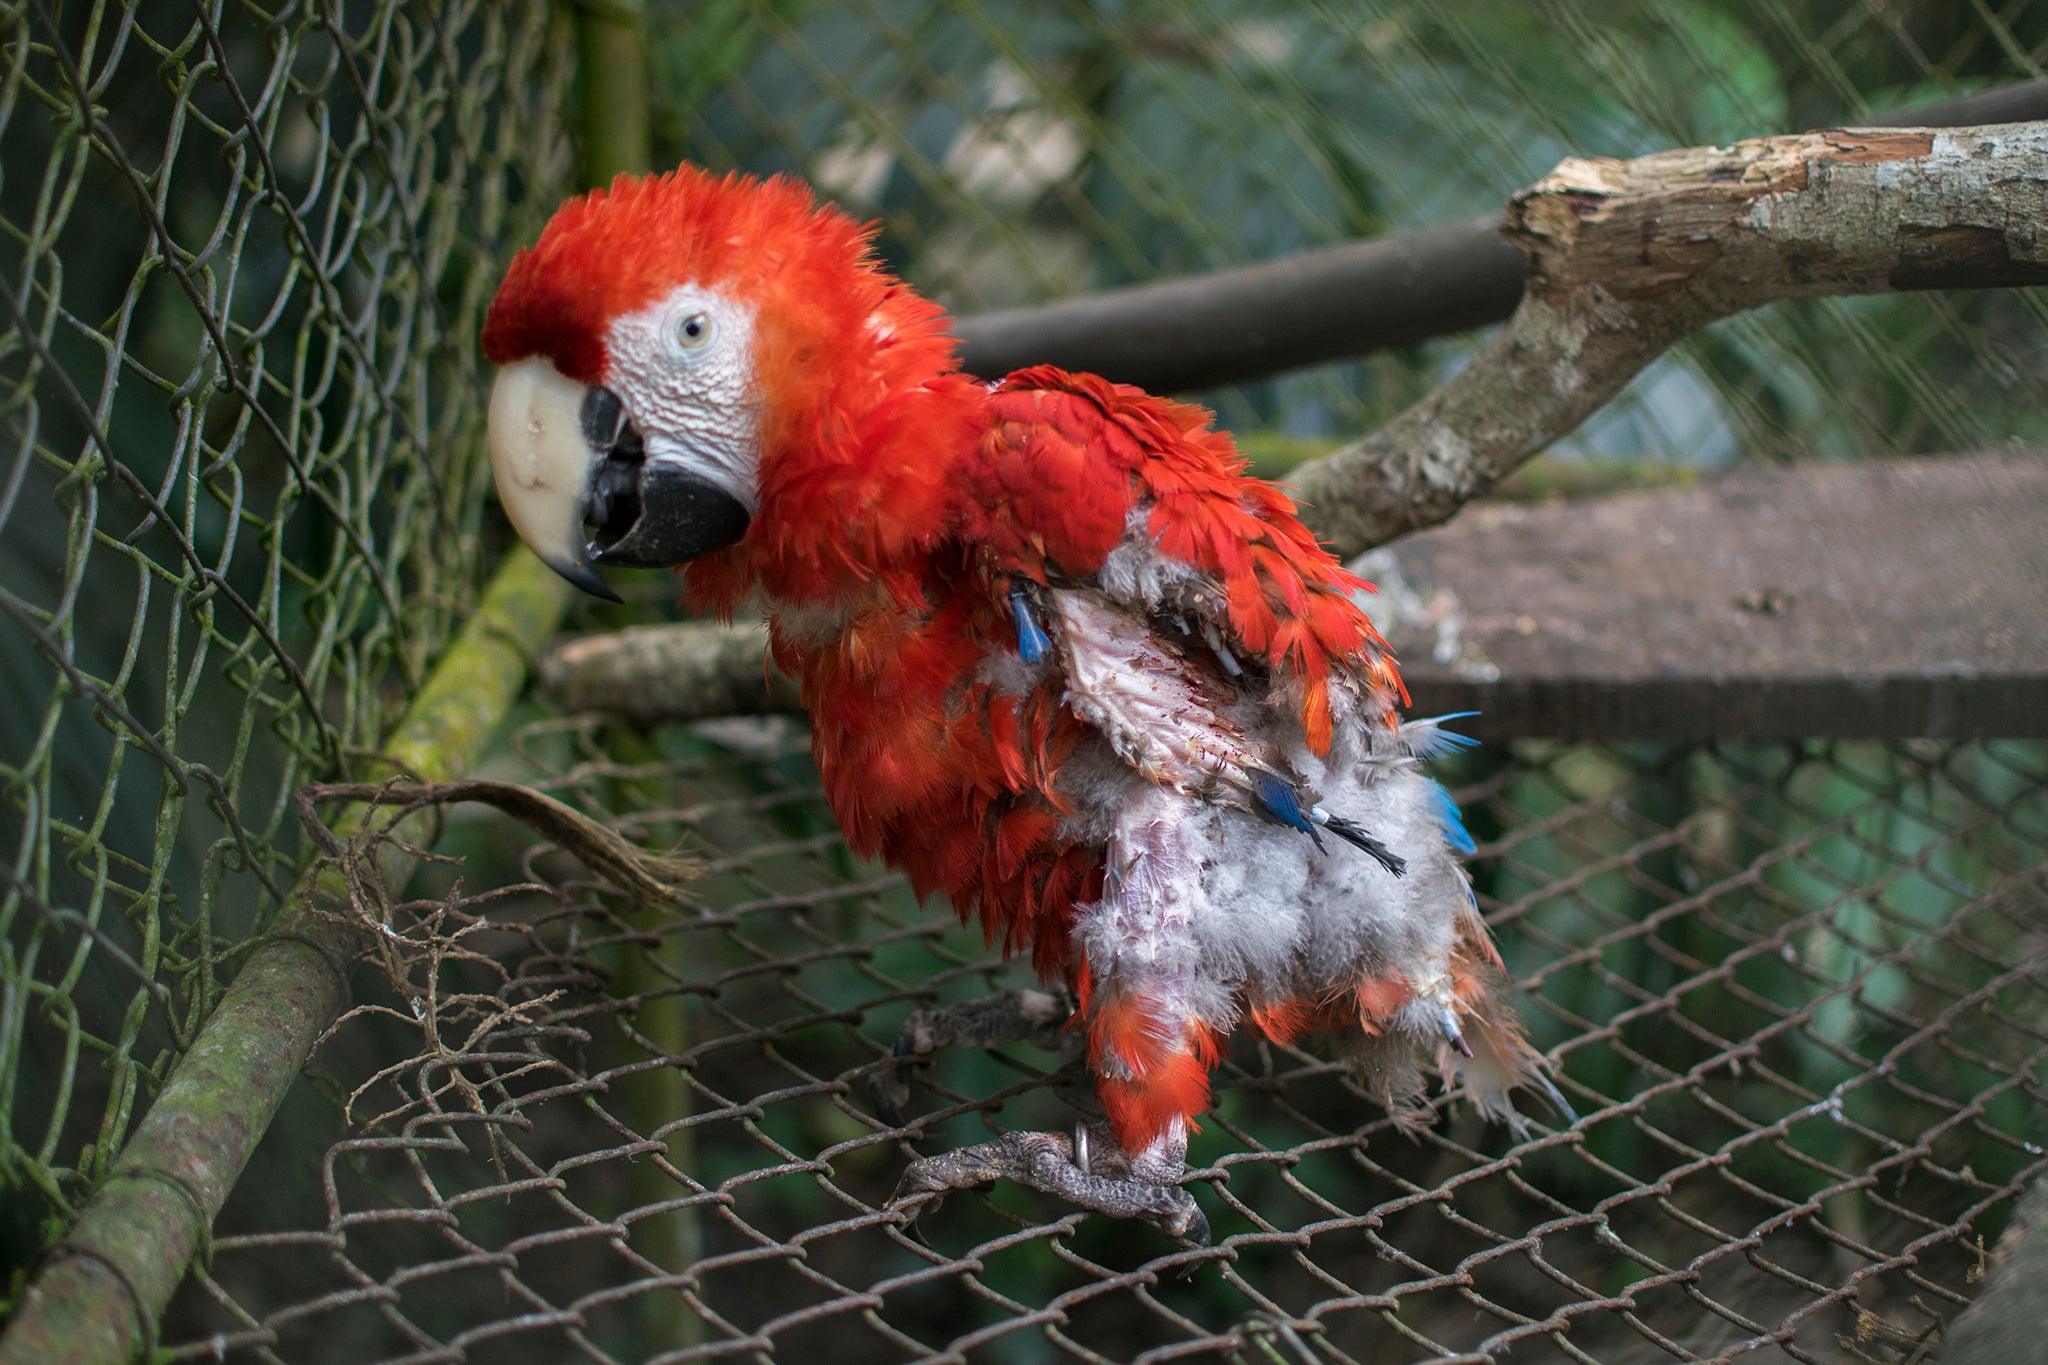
[486,357,751,601]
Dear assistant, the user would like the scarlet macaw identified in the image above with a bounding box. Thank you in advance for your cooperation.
[481,166,1558,1242]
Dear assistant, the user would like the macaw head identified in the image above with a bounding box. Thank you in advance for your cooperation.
[480,165,954,601]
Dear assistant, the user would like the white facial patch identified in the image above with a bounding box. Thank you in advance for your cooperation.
[603,283,764,512]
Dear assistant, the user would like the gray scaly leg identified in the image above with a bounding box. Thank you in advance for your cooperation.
[892,1118,1208,1244]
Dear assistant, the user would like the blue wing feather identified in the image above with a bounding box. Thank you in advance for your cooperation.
[1429,779,1478,856]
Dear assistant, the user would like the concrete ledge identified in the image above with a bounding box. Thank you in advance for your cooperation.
[1370,451,2048,739]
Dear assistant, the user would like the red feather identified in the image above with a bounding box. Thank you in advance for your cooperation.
[755,362,1409,1146]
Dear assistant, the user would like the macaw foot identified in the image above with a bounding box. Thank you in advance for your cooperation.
[870,986,1077,1125]
[892,1120,1208,1245]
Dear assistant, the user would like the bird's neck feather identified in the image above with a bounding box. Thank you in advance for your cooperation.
[682,303,988,619]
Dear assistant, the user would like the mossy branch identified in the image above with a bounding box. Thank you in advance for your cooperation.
[539,619,800,723]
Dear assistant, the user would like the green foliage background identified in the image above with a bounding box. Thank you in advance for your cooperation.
[662,0,2046,465]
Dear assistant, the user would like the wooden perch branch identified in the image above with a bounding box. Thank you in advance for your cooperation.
[539,620,799,722]
[957,217,1526,394]
[540,121,2048,724]
[1287,121,2048,557]
[952,79,2048,390]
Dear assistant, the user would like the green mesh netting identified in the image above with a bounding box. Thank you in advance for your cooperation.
[0,0,570,1267]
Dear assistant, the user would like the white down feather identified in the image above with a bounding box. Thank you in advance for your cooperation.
[1048,527,1482,1043]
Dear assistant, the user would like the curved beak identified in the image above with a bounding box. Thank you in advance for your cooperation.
[486,358,751,601]
[488,358,624,602]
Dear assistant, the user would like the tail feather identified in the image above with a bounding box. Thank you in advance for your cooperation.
[1399,712,1480,761]
[1446,962,1553,1135]
[1453,1006,1545,1136]
[1426,779,1477,856]
[1335,1030,1437,1132]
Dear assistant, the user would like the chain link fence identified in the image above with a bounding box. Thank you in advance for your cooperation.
[4,1,2046,1361]
[165,727,2047,1361]
[669,0,2048,465]
[0,0,571,1305]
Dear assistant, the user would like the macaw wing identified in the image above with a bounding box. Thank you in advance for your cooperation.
[958,366,1412,849]
[953,370,1541,1120]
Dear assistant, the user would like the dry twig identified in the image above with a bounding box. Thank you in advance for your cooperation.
[290,778,698,1165]
[298,778,699,906]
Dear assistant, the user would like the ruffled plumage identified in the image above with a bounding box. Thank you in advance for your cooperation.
[485,167,1544,1152]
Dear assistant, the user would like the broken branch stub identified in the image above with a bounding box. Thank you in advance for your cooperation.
[538,619,801,724]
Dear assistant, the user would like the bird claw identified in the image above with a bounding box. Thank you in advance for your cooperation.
[1438,1004,1474,1059]
[890,1127,1208,1246]
[870,1034,919,1128]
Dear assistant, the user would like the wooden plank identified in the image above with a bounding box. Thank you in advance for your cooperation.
[1367,452,2048,739]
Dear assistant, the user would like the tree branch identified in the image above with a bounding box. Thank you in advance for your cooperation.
[956,217,1525,394]
[1287,121,2048,557]
[952,79,2048,390]
[541,121,2048,723]
[538,620,798,721]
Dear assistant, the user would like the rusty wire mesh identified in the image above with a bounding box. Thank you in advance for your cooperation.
[162,724,2047,1361]
[5,0,2048,1360]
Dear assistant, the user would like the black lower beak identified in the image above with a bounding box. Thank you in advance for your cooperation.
[586,460,752,569]
[552,557,622,603]
[491,364,751,602]
[574,384,752,572]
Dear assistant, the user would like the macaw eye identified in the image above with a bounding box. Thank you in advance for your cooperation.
[676,311,714,350]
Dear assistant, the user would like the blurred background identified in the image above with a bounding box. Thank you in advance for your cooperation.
[1,1,2043,1361]
[667,0,2048,466]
